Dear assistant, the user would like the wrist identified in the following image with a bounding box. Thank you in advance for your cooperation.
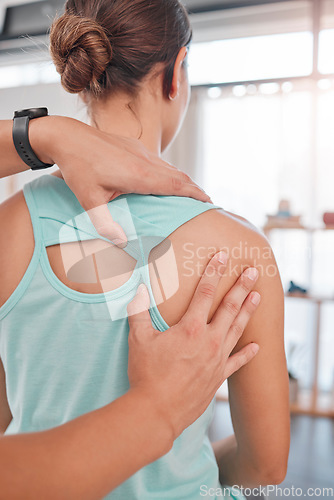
[29,115,66,166]
[128,387,176,454]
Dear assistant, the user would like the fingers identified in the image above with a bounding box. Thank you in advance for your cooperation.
[86,204,128,248]
[223,291,261,354]
[131,158,212,203]
[127,284,153,336]
[210,267,259,333]
[222,343,260,380]
[184,251,229,324]
[165,170,211,203]
[171,179,212,203]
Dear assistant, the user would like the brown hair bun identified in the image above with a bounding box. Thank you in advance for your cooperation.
[49,0,192,100]
[50,13,112,95]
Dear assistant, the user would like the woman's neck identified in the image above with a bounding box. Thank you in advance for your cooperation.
[90,92,163,155]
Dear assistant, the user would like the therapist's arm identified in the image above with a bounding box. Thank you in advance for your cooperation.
[0,390,172,500]
[0,255,260,500]
[0,116,209,243]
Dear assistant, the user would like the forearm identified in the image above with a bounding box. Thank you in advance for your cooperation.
[0,389,174,500]
[212,434,262,489]
[0,120,29,177]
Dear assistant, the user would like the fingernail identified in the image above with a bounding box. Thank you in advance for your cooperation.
[217,251,228,265]
[251,343,260,354]
[250,292,261,305]
[111,238,127,248]
[199,192,211,202]
[245,268,259,281]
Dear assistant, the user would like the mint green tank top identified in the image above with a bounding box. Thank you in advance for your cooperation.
[0,175,244,500]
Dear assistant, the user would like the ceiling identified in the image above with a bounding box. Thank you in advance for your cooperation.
[0,0,322,64]
[0,0,307,39]
[0,0,302,30]
[181,0,294,13]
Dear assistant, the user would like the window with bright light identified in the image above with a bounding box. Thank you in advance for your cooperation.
[0,61,59,89]
[200,85,314,227]
[197,79,334,400]
[188,32,314,85]
[318,29,334,74]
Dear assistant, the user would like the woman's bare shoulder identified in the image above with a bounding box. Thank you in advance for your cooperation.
[172,208,268,258]
[153,207,272,326]
[0,191,34,307]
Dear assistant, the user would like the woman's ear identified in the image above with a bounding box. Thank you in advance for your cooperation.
[169,47,188,100]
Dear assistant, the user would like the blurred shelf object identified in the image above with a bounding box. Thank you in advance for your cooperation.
[263,223,334,236]
[286,292,334,302]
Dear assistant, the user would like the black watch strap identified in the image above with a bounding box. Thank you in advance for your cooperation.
[12,111,54,171]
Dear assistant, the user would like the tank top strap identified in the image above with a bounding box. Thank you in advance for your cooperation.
[135,235,170,331]
[23,175,93,249]
[22,180,44,250]
[128,196,222,332]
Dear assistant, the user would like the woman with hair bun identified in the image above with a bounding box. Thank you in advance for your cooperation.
[0,1,290,499]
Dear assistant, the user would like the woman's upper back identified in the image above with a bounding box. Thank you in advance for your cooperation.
[0,174,290,497]
[0,173,262,321]
[0,174,225,499]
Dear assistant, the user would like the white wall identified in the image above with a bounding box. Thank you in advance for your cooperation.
[0,81,87,120]
[0,82,87,199]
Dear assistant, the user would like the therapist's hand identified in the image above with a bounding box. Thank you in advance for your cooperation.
[127,252,261,440]
[30,116,210,246]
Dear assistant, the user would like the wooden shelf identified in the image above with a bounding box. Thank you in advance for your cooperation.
[290,404,334,418]
[264,224,306,232]
[216,393,334,418]
[285,293,334,302]
[264,224,334,234]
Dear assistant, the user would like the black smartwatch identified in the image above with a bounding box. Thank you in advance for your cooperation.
[12,107,55,170]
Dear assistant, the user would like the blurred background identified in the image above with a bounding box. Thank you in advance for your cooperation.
[0,0,333,497]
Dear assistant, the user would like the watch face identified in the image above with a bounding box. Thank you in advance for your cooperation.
[14,107,48,119]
